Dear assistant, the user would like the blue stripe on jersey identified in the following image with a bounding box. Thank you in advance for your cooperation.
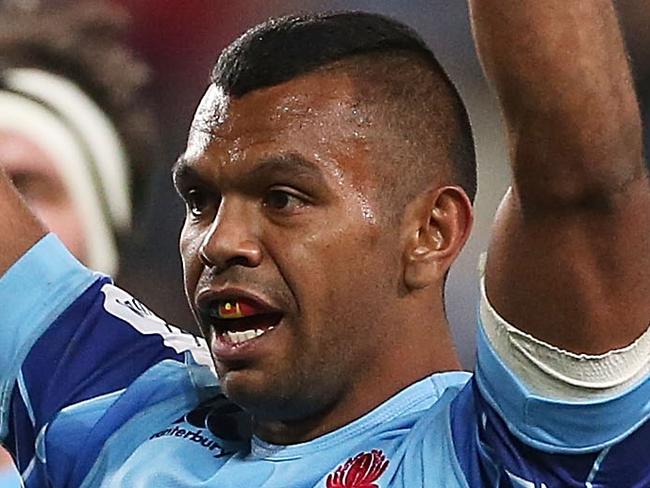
[5,389,33,474]
[10,280,202,486]
[474,319,650,453]
[77,360,219,488]
[0,234,214,487]
[465,379,601,486]
[450,381,489,487]
[452,377,650,487]
[19,279,185,433]
[586,416,650,487]
[44,388,124,487]
[0,234,97,440]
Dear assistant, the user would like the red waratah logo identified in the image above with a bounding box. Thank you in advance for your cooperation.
[326,450,389,488]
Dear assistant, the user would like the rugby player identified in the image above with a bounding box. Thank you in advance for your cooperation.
[0,0,648,486]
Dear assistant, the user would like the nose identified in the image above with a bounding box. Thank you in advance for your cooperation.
[198,199,262,271]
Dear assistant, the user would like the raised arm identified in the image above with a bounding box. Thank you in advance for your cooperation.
[470,0,650,353]
[0,167,46,275]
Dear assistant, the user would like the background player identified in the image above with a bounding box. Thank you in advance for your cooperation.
[0,0,159,276]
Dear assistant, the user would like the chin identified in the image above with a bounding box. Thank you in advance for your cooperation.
[221,371,280,410]
[220,371,308,422]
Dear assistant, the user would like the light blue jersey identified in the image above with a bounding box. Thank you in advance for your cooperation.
[0,467,20,488]
[1,235,648,487]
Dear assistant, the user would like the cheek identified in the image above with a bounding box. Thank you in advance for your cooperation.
[322,225,395,308]
[179,222,203,294]
[285,224,387,321]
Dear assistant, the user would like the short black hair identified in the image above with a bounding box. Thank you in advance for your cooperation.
[211,11,476,202]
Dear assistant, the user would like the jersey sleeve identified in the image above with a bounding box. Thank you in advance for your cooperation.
[0,234,213,485]
[449,272,650,487]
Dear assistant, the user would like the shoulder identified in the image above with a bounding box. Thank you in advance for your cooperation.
[383,380,473,488]
[44,333,220,487]
[99,282,212,367]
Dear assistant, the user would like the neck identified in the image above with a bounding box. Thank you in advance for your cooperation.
[253,300,460,445]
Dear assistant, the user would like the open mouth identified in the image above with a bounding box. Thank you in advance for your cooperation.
[204,298,283,346]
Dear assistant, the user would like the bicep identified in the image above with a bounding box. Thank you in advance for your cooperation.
[485,177,650,353]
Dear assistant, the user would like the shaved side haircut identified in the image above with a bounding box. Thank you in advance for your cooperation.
[210,12,477,215]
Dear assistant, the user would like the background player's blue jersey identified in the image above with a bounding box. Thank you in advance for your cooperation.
[1,235,648,487]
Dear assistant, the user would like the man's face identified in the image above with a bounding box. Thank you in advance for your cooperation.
[0,131,87,261]
[176,72,405,421]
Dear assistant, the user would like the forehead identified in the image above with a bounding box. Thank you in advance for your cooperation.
[184,70,376,181]
[193,70,361,132]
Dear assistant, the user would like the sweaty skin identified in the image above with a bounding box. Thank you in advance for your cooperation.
[175,69,469,444]
[471,0,650,353]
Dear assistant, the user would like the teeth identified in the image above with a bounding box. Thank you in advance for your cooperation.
[222,327,273,345]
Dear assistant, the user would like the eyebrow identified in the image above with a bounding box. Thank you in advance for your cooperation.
[171,154,198,193]
[171,154,192,180]
[172,152,328,190]
[246,153,326,183]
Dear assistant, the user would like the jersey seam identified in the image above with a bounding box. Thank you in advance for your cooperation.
[251,379,442,459]
[0,274,100,440]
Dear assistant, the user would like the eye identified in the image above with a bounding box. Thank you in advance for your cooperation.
[185,188,210,218]
[10,171,62,205]
[263,188,306,213]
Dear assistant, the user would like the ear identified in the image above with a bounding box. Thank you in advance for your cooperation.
[403,186,473,290]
